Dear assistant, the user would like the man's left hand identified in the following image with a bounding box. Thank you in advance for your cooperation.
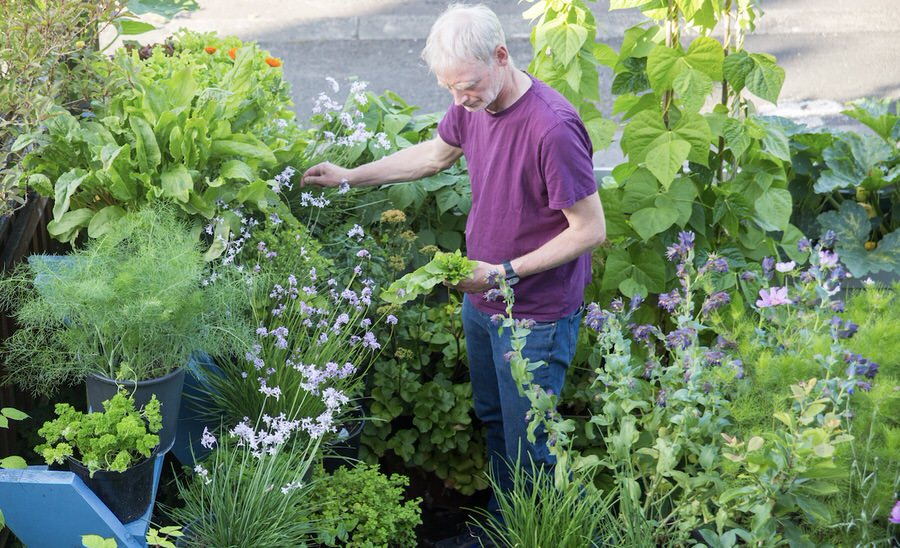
[446,260,500,294]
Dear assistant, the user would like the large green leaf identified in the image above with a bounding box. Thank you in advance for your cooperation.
[646,45,683,93]
[758,118,791,162]
[387,183,428,210]
[622,168,659,211]
[684,37,724,81]
[210,139,276,167]
[601,246,667,294]
[219,159,255,182]
[546,21,589,66]
[47,208,94,242]
[52,169,88,220]
[87,205,126,239]
[842,98,900,141]
[722,117,753,158]
[130,116,162,174]
[673,69,713,113]
[817,201,870,246]
[745,53,784,104]
[115,19,156,35]
[126,0,199,18]
[672,111,713,165]
[814,132,894,193]
[631,205,679,241]
[753,188,792,231]
[645,135,691,188]
[664,177,697,226]
[160,164,194,203]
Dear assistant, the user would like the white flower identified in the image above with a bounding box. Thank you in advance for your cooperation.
[775,261,796,273]
[325,76,340,93]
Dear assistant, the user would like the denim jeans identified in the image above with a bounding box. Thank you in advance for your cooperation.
[462,294,583,519]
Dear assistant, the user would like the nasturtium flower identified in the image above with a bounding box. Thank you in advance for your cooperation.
[204,46,217,54]
[265,56,282,67]
[228,47,238,60]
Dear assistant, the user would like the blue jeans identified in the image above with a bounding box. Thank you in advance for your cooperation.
[462,294,583,519]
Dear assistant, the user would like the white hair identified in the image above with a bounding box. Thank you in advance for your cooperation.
[421,3,512,74]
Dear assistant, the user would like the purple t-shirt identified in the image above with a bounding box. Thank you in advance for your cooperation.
[438,74,597,321]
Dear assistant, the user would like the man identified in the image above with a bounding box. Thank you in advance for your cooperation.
[302,1,605,537]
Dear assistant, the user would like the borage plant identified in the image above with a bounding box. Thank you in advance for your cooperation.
[497,231,744,546]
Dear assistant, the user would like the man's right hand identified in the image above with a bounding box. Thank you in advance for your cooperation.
[301,162,351,188]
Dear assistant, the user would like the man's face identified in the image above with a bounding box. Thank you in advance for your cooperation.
[435,61,502,113]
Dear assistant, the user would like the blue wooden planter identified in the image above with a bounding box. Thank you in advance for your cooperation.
[0,454,164,547]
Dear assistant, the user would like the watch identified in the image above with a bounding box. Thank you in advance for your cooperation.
[502,260,520,286]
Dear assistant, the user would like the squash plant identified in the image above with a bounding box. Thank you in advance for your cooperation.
[788,98,899,278]
[20,32,303,257]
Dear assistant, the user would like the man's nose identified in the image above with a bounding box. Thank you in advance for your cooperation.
[451,89,466,106]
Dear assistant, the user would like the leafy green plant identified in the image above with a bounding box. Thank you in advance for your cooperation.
[382,250,476,304]
[0,205,253,396]
[18,31,303,250]
[36,390,161,477]
[787,98,899,278]
[308,463,422,547]
[523,0,617,151]
[364,296,488,495]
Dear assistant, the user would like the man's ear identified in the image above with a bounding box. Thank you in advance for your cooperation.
[494,45,510,66]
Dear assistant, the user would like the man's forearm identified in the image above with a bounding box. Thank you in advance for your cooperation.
[346,141,450,187]
[509,226,604,279]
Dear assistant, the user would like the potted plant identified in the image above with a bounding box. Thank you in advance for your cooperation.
[0,204,253,451]
[35,390,162,523]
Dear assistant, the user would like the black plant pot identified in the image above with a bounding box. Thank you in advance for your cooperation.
[67,452,156,524]
[85,368,186,453]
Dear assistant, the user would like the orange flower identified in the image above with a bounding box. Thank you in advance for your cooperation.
[204,46,217,54]
[264,56,282,68]
[228,47,237,60]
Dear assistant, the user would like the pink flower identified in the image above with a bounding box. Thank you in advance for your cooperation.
[756,286,792,308]
[890,500,900,524]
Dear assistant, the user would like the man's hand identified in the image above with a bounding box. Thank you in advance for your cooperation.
[446,260,500,294]
[301,162,351,188]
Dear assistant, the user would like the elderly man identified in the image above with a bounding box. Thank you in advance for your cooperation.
[302,2,605,538]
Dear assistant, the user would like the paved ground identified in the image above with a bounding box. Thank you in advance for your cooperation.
[116,0,900,166]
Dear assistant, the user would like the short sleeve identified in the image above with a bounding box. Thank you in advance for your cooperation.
[539,117,596,210]
[437,104,464,148]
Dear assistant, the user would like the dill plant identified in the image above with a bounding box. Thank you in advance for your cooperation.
[0,205,253,397]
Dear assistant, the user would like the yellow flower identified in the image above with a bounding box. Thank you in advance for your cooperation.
[380,209,407,224]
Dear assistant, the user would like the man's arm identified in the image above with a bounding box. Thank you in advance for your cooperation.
[454,192,606,293]
[301,135,463,188]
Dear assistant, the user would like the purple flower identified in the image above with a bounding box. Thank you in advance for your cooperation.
[756,287,791,308]
[705,350,726,366]
[630,323,657,343]
[642,360,656,379]
[665,232,695,262]
[490,313,504,326]
[386,314,398,325]
[762,257,775,278]
[356,249,370,259]
[821,230,837,248]
[629,294,644,311]
[610,298,624,312]
[700,254,729,274]
[739,271,757,282]
[483,289,503,302]
[797,238,812,253]
[658,290,681,313]
[731,359,745,379]
[889,500,900,524]
[701,291,731,316]
[584,304,609,331]
[656,389,667,408]
[665,327,696,350]
[819,250,839,268]
[830,316,858,339]
[830,300,845,313]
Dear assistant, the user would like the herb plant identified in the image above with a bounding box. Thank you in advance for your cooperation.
[0,205,253,396]
[308,463,422,547]
[36,391,161,477]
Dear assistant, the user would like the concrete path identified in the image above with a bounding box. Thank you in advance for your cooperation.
[118,0,900,166]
